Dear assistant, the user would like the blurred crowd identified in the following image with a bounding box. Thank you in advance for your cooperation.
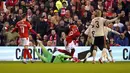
[0,0,130,46]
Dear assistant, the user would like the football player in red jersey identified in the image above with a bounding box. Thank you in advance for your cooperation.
[12,14,41,64]
[65,25,80,54]
[53,25,80,62]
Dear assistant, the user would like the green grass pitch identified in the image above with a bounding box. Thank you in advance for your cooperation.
[0,62,130,73]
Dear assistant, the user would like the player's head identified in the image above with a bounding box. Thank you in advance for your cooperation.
[70,25,78,31]
[20,13,27,21]
[95,10,102,17]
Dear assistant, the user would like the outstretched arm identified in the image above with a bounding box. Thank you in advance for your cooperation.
[28,22,41,38]
[105,18,118,24]
[104,13,123,25]
[84,25,91,35]
[11,27,17,33]
[30,29,37,35]
[111,29,120,35]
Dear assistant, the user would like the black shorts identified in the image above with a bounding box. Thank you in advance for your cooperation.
[94,36,105,51]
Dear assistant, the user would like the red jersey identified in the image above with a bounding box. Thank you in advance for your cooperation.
[16,21,31,38]
[66,25,80,43]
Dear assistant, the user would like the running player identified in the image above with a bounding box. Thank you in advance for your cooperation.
[11,14,41,64]
[54,25,80,56]
[53,25,80,62]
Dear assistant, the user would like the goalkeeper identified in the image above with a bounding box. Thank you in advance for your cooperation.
[34,40,78,63]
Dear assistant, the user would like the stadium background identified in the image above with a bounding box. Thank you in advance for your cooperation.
[0,0,130,46]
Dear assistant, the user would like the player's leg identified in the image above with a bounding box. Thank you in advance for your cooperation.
[52,54,71,63]
[37,40,52,57]
[99,36,107,64]
[60,54,80,63]
[24,38,33,62]
[37,40,53,62]
[34,46,48,62]
[53,41,75,57]
[83,45,94,63]
[59,54,72,58]
[55,39,72,55]
[23,45,29,64]
[70,41,76,57]
[83,52,91,63]
[92,45,97,64]
[106,40,114,62]
[53,54,80,63]
[20,38,32,63]
[104,51,110,62]
[68,41,80,62]
[54,48,72,56]
[108,49,114,62]
[104,41,111,62]
[93,37,99,64]
[54,48,75,57]
[66,41,76,57]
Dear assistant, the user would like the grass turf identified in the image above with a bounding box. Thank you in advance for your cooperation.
[0,62,130,73]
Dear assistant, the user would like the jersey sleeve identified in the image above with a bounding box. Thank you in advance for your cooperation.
[12,23,18,33]
[84,25,91,35]
[105,18,118,24]
[106,27,112,32]
[75,31,80,37]
[106,27,120,35]
[111,29,120,35]
[90,19,94,26]
[101,17,107,23]
[15,22,19,28]
[26,21,32,29]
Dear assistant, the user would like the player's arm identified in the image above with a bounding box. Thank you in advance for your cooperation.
[28,23,37,35]
[30,28,37,35]
[84,25,91,35]
[104,18,118,25]
[30,29,41,39]
[28,22,41,38]
[104,13,123,25]
[110,28,121,35]
[106,27,120,35]
[11,25,18,33]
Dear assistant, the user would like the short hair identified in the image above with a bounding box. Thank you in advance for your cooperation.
[19,13,27,21]
[95,10,102,17]
[22,13,27,19]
